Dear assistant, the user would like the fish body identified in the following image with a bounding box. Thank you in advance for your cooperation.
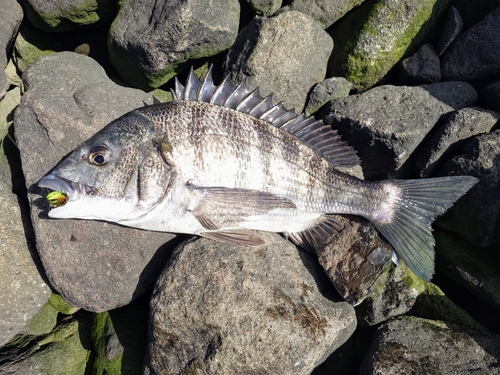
[38,67,478,281]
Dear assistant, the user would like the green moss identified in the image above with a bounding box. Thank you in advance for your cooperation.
[38,318,92,375]
[25,302,59,336]
[49,293,80,315]
[13,26,59,73]
[329,0,450,91]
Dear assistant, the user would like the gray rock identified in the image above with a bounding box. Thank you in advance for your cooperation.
[399,43,441,85]
[328,0,450,92]
[246,0,282,16]
[0,86,21,189]
[277,0,366,29]
[323,82,478,179]
[0,179,51,347]
[21,0,115,32]
[315,215,393,306]
[480,79,500,112]
[435,5,463,56]
[434,228,500,311]
[109,0,240,89]
[144,233,356,375]
[436,130,500,247]
[0,0,23,70]
[415,107,500,177]
[225,11,333,113]
[356,263,427,326]
[0,0,24,98]
[409,282,488,333]
[360,316,500,374]
[14,52,177,312]
[442,5,500,83]
[304,77,352,116]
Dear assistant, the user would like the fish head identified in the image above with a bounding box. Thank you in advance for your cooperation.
[38,110,173,222]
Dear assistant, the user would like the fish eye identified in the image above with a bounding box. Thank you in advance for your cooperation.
[88,145,111,166]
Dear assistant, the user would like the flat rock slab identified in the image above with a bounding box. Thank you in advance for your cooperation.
[14,52,177,312]
[360,316,500,374]
[145,233,356,375]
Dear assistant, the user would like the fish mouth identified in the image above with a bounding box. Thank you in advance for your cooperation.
[38,174,95,202]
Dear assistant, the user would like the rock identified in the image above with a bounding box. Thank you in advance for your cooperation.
[14,52,177,312]
[356,263,426,326]
[410,269,490,332]
[246,0,282,16]
[225,11,333,113]
[436,130,500,247]
[91,296,148,374]
[4,59,22,88]
[0,178,51,347]
[451,0,500,30]
[435,5,463,56]
[359,316,500,374]
[109,0,240,89]
[0,314,92,375]
[144,233,356,375]
[0,0,24,98]
[304,77,352,116]
[323,82,478,179]
[0,86,21,187]
[277,0,367,29]
[434,228,500,311]
[315,215,393,305]
[479,79,500,112]
[415,107,500,177]
[21,0,115,32]
[442,5,500,83]
[12,25,61,73]
[399,43,441,85]
[0,0,23,70]
[328,0,450,92]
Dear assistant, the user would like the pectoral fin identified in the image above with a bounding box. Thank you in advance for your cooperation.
[188,185,296,230]
[200,229,266,247]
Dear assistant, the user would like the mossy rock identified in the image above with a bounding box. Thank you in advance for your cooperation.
[328,0,450,92]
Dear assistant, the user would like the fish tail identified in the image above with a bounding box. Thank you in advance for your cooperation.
[369,176,478,281]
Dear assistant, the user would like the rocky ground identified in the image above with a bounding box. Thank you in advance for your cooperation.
[1,0,500,374]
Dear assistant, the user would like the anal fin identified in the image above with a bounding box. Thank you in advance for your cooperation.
[200,229,266,247]
[288,215,343,252]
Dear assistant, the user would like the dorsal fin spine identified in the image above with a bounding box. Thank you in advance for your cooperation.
[172,65,360,168]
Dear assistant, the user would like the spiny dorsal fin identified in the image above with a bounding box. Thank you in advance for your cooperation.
[174,66,360,168]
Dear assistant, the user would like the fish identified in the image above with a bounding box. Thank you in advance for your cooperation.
[38,66,478,281]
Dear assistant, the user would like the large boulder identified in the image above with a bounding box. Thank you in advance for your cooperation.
[109,0,240,89]
[144,233,357,375]
[225,11,333,113]
[14,52,177,312]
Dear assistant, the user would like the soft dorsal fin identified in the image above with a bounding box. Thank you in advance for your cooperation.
[172,66,360,168]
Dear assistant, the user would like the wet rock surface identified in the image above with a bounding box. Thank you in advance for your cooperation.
[1,0,499,374]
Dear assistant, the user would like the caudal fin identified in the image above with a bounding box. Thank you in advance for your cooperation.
[371,176,478,281]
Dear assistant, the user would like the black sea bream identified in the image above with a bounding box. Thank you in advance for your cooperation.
[38,67,478,281]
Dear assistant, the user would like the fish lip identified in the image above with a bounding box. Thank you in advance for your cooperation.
[38,174,94,200]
